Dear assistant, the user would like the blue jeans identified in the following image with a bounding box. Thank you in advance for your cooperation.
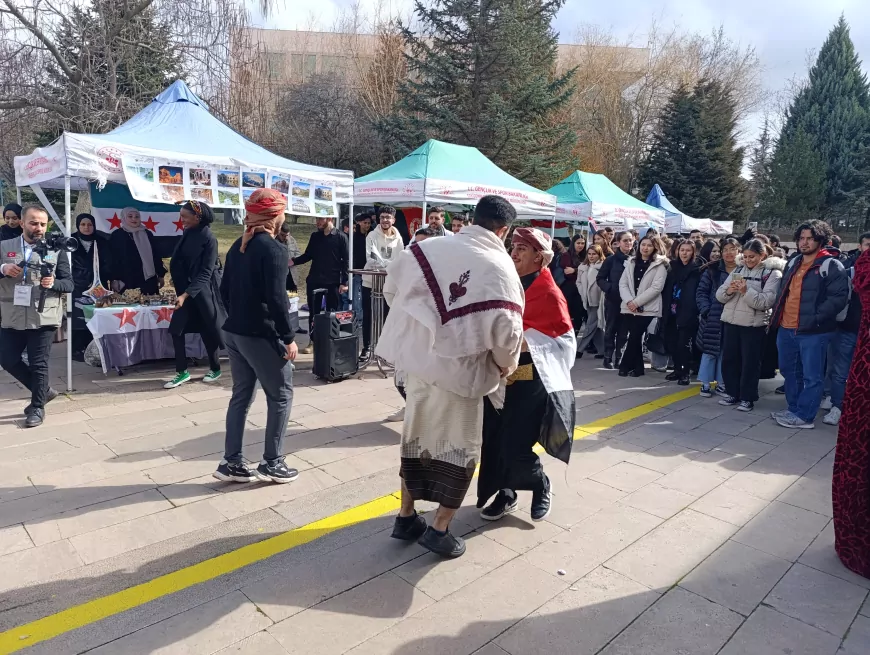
[697,353,723,388]
[776,328,832,422]
[826,330,858,409]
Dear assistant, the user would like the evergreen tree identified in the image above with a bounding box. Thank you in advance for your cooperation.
[639,79,748,222]
[777,15,870,218]
[748,118,772,218]
[379,0,577,188]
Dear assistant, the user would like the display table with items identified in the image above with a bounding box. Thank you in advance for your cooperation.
[84,291,299,374]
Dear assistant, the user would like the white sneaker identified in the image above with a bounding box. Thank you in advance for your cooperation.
[386,407,405,422]
[820,396,833,410]
[823,407,841,426]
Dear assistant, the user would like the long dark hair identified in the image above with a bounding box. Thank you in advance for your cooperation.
[571,234,587,267]
[635,236,665,263]
[593,229,614,256]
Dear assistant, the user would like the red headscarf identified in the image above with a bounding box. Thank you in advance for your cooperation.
[241,188,287,253]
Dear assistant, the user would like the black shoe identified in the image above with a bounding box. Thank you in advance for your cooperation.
[213,460,256,483]
[666,365,675,371]
[718,395,739,407]
[391,511,427,541]
[24,408,44,428]
[255,459,299,484]
[603,359,614,370]
[531,476,552,522]
[617,370,629,377]
[594,354,604,359]
[665,372,680,381]
[25,388,58,415]
[358,347,371,362]
[775,385,786,395]
[678,376,690,386]
[417,526,466,558]
[628,370,644,377]
[737,401,754,412]
[480,491,518,521]
[575,351,583,359]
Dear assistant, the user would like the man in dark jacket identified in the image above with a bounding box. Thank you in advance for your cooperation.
[821,232,869,426]
[596,231,634,369]
[217,189,298,485]
[771,220,849,429]
[291,214,349,354]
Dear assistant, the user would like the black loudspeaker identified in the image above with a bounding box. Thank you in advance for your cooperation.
[312,310,359,381]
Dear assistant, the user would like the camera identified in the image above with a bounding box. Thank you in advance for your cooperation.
[34,232,78,256]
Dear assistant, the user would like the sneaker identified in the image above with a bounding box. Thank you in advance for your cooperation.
[628,370,644,377]
[718,395,739,406]
[386,407,405,422]
[417,526,466,558]
[699,385,712,398]
[25,387,59,415]
[737,401,754,412]
[823,407,842,426]
[665,372,680,381]
[202,370,222,384]
[617,370,628,377]
[714,385,729,398]
[594,354,604,359]
[255,459,299,484]
[164,371,191,389]
[651,365,667,373]
[213,460,256,483]
[678,376,690,386]
[480,491,518,521]
[301,344,313,355]
[775,412,815,429]
[575,351,584,359]
[820,396,833,410]
[23,408,44,428]
[770,409,788,420]
[358,347,371,362]
[530,476,552,522]
[391,511,427,541]
[603,359,614,370]
[775,385,786,395]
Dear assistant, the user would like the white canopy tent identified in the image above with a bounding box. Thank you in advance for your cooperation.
[645,184,733,235]
[14,80,354,391]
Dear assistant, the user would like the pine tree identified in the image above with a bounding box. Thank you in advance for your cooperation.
[777,15,870,218]
[758,127,826,228]
[639,80,748,222]
[748,118,772,218]
[379,0,577,189]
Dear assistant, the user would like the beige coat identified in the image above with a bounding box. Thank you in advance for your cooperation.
[619,256,668,317]
[716,256,785,327]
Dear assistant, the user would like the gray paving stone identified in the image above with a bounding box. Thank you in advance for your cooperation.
[655,461,730,497]
[679,540,790,615]
[619,483,695,519]
[0,538,83,593]
[624,442,700,474]
[477,511,564,554]
[496,567,659,655]
[0,524,33,556]
[690,484,771,526]
[839,615,870,655]
[599,587,742,655]
[777,474,833,517]
[862,594,870,617]
[765,563,868,637]
[543,477,627,529]
[732,501,829,562]
[472,645,509,655]
[670,429,733,452]
[213,631,289,654]
[605,509,737,591]
[718,605,840,655]
[798,522,870,590]
[589,462,663,493]
[714,436,776,459]
[268,572,433,655]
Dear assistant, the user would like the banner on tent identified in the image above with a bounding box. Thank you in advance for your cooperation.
[122,157,337,217]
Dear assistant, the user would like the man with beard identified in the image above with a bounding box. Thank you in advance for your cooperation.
[477,228,577,522]
[425,206,452,237]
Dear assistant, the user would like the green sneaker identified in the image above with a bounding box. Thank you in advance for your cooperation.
[202,370,222,384]
[164,371,191,389]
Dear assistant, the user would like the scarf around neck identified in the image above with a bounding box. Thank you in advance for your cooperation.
[122,222,156,280]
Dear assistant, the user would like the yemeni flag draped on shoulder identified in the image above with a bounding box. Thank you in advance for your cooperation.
[517,232,577,464]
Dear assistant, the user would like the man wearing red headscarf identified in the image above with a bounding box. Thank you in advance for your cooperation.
[215,189,299,485]
[477,227,577,523]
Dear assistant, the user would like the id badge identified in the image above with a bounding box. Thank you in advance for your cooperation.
[13,284,31,307]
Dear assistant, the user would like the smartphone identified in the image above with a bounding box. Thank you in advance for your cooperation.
[732,273,744,282]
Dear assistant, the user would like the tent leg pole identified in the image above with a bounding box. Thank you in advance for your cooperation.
[16,186,21,204]
[421,202,427,232]
[64,175,73,393]
[348,202,354,304]
[550,215,556,238]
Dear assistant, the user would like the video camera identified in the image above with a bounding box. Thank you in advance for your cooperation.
[17,232,78,313]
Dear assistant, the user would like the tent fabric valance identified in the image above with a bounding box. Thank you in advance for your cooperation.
[645,184,733,235]
[354,139,556,219]
[547,171,666,230]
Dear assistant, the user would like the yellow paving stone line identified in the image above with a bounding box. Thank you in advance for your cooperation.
[0,385,697,654]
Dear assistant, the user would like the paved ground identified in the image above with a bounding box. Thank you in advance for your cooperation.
[0,345,868,655]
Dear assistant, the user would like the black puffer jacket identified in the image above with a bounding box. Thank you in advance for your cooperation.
[771,248,850,334]
[596,250,629,306]
[695,260,730,356]
[661,259,701,329]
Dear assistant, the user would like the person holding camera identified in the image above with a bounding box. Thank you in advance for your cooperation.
[0,205,74,427]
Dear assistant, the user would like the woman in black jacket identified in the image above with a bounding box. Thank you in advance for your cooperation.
[661,240,701,385]
[164,200,226,389]
[1,203,23,241]
[109,207,166,294]
[596,231,634,369]
[70,213,110,358]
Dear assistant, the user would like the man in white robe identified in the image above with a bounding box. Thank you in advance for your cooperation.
[376,195,525,558]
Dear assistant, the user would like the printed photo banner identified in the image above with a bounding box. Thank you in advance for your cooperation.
[122,157,337,217]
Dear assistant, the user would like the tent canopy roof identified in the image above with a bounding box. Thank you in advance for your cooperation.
[548,171,657,210]
[15,80,353,193]
[645,183,700,220]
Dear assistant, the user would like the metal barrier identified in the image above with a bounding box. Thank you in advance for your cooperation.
[350,269,393,378]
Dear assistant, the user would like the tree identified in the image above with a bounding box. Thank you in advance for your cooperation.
[639,79,748,222]
[380,0,577,188]
[757,127,826,228]
[747,117,772,217]
[777,16,870,219]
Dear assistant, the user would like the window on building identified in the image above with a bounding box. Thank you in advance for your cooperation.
[290,54,304,80]
[266,52,285,81]
[304,54,317,80]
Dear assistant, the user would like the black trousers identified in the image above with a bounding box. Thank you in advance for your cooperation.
[618,315,653,374]
[173,333,221,373]
[306,283,341,334]
[603,300,625,361]
[0,327,55,409]
[722,323,766,402]
[562,284,586,332]
[665,319,695,377]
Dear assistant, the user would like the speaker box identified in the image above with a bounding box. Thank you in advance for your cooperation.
[312,310,359,381]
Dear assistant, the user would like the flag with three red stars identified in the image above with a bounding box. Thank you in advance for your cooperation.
[89,182,183,259]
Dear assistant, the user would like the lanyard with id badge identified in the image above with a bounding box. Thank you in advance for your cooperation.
[13,237,35,307]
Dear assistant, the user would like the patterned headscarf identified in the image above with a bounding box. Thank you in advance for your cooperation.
[511,227,554,266]
[241,188,287,253]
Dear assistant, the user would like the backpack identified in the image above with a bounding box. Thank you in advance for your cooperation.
[784,255,851,322]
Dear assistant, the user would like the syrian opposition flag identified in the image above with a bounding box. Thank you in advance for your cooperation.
[524,266,577,464]
[89,182,184,258]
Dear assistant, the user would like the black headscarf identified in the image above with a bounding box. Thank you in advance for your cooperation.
[1,203,23,240]
[75,213,97,242]
[3,203,21,218]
